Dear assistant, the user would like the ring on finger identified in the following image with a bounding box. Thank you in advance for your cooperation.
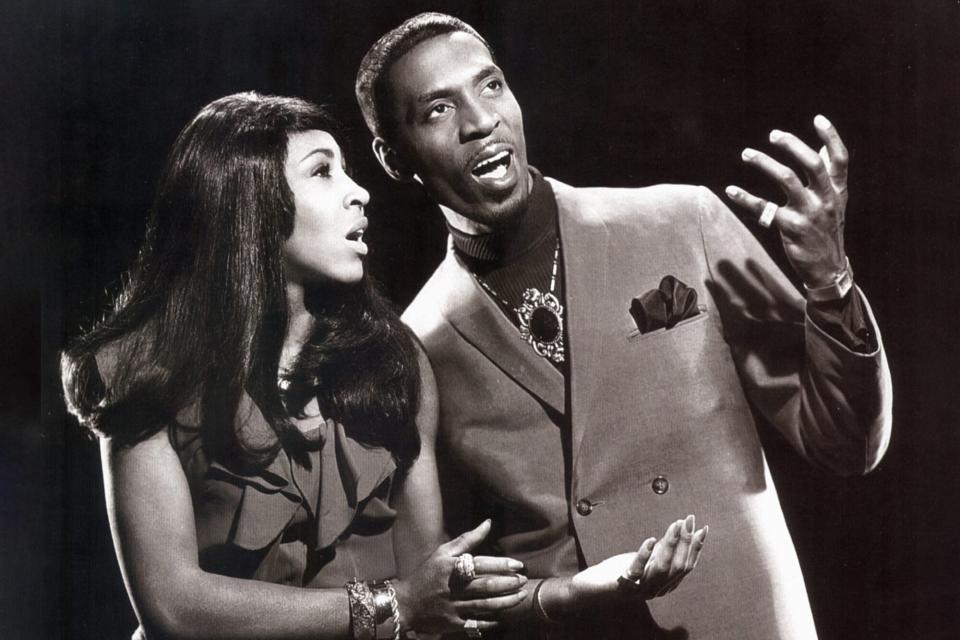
[455,553,477,582]
[464,618,482,638]
[758,202,778,228]
[616,573,644,594]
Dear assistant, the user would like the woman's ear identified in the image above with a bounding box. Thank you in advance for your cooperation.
[372,138,415,183]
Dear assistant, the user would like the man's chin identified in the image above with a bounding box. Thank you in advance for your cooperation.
[470,195,528,230]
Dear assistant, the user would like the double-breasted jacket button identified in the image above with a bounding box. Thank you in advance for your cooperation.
[575,498,594,516]
[651,475,669,495]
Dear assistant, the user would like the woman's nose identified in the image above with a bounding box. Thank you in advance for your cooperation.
[345,177,370,210]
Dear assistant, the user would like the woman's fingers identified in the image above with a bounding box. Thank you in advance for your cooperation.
[459,574,527,598]
[454,589,529,614]
[472,555,525,575]
[440,519,491,556]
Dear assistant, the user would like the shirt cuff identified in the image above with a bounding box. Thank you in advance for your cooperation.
[806,287,877,354]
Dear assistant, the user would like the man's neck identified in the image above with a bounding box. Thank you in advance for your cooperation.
[439,203,496,236]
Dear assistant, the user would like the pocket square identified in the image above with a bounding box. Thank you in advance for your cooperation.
[630,276,700,333]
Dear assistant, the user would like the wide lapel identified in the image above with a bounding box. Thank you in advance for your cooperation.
[441,243,565,414]
[550,179,610,467]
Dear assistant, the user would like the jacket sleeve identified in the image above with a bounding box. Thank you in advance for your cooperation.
[696,186,892,475]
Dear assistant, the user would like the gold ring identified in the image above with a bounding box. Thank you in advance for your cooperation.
[759,202,778,228]
[464,618,482,638]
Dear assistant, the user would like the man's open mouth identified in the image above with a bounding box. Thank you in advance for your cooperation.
[471,150,512,181]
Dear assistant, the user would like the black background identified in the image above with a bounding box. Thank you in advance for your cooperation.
[7,0,960,637]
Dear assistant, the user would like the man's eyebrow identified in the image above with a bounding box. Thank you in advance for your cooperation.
[416,64,502,104]
[298,147,336,164]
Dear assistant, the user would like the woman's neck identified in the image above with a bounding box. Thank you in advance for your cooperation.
[281,282,313,373]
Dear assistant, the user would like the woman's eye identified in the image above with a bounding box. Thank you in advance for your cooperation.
[312,163,331,178]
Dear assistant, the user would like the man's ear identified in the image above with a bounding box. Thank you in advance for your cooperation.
[372,137,415,183]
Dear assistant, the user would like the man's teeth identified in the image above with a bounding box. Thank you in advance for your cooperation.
[482,164,507,179]
[473,150,510,178]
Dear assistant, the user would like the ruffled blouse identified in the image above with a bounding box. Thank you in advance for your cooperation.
[94,347,400,588]
[172,394,399,587]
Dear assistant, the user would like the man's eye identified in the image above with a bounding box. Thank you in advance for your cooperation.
[486,79,503,91]
[427,104,451,120]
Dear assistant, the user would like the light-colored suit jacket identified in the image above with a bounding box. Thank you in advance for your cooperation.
[403,178,892,639]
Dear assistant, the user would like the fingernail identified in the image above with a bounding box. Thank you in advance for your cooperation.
[741,148,757,160]
[685,515,695,534]
[702,525,709,540]
[724,186,739,198]
[517,575,528,585]
[518,589,529,599]
[814,114,831,130]
[673,522,682,539]
[769,129,783,142]
[508,560,524,571]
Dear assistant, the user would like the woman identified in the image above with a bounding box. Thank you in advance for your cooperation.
[61,92,527,639]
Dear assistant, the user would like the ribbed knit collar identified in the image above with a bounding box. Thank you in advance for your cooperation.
[448,168,557,265]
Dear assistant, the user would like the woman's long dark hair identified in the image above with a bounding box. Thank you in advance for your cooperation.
[61,92,420,475]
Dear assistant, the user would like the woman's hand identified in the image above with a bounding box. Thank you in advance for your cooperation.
[394,520,528,635]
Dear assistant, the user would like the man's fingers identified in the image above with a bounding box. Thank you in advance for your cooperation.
[725,186,808,237]
[459,574,527,598]
[686,525,709,572]
[626,537,657,578]
[813,114,849,184]
[454,589,529,614]
[668,515,695,576]
[741,148,809,203]
[643,519,683,581]
[473,556,525,575]
[768,129,830,191]
[441,519,491,555]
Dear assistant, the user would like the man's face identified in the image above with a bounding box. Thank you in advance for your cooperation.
[385,31,530,228]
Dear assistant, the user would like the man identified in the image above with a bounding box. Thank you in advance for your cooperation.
[355,13,891,639]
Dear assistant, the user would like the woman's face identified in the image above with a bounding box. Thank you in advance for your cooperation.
[283,130,370,285]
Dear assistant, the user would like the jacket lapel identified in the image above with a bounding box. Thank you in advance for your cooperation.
[441,245,565,414]
[550,179,610,467]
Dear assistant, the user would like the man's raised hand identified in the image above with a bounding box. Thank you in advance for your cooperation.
[725,114,850,289]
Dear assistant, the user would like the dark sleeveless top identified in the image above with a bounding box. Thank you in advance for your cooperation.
[94,346,399,590]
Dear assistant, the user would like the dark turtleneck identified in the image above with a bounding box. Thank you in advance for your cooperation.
[448,169,567,370]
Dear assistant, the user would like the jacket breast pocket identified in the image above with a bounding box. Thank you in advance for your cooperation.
[625,305,710,344]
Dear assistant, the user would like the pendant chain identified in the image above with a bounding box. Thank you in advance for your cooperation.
[473,240,565,364]
[474,240,560,307]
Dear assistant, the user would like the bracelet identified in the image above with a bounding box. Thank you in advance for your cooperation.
[804,257,854,302]
[369,580,400,640]
[532,579,558,625]
[345,581,376,640]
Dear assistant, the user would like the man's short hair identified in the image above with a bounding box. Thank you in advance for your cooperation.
[355,12,493,140]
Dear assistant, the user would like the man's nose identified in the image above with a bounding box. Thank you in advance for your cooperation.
[459,98,499,142]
